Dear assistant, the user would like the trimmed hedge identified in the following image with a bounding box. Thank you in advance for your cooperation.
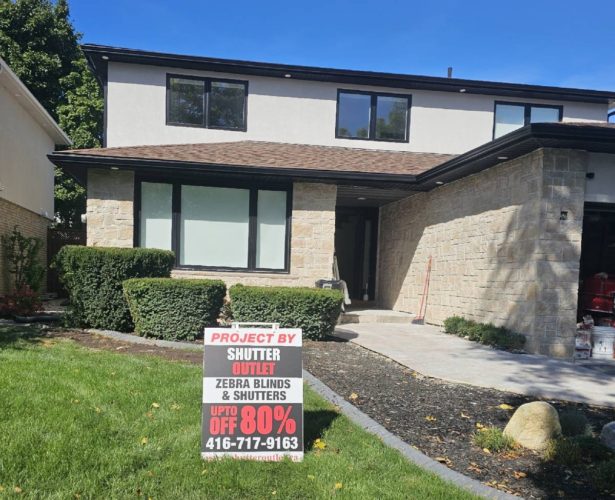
[443,316,526,351]
[229,284,343,340]
[123,278,226,340]
[54,246,175,331]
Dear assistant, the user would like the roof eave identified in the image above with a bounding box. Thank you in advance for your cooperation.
[47,152,423,188]
[81,44,615,104]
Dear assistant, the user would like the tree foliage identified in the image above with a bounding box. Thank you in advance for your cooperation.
[0,0,103,227]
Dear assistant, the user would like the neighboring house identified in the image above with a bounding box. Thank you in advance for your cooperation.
[50,44,615,357]
[0,57,70,294]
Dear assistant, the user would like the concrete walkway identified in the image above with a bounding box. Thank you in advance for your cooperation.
[335,323,615,408]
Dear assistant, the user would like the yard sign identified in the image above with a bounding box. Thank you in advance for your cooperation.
[202,323,304,461]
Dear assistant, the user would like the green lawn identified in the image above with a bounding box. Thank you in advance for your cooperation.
[0,325,474,499]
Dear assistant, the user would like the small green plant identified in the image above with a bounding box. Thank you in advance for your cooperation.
[591,459,615,492]
[443,316,465,334]
[473,427,516,453]
[573,435,612,461]
[1,226,45,292]
[559,409,591,437]
[544,438,583,466]
[442,316,525,350]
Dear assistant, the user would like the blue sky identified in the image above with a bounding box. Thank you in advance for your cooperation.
[70,0,615,90]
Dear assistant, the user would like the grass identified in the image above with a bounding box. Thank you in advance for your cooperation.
[472,427,516,453]
[0,325,475,499]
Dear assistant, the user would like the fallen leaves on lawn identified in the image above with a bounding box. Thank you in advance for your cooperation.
[271,490,277,496]
[460,412,471,419]
[14,486,22,494]
[334,483,343,490]
[348,393,358,400]
[475,422,485,429]
[313,439,326,450]
[151,402,160,409]
[140,437,148,445]
[425,415,437,422]
[307,475,315,480]
[94,407,102,414]
[71,399,80,404]
[171,403,181,410]
[513,471,527,479]
[497,404,514,410]
[482,448,492,454]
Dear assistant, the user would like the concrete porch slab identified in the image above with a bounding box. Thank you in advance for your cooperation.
[338,308,415,325]
[334,323,615,408]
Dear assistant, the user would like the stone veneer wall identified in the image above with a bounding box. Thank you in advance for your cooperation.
[0,197,50,294]
[86,170,336,287]
[378,148,587,357]
[87,169,134,247]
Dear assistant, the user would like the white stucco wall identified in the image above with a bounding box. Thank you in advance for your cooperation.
[106,61,608,154]
[585,153,615,203]
[0,83,55,217]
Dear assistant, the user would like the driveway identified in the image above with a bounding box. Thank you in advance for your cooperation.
[335,323,615,408]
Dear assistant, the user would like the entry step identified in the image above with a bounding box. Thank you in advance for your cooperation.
[338,308,415,325]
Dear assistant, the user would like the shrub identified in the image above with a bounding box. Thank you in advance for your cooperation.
[0,285,42,317]
[123,278,226,340]
[1,226,45,292]
[544,438,583,466]
[229,284,343,340]
[442,316,525,350]
[573,435,612,461]
[591,459,615,492]
[443,316,465,335]
[473,427,516,452]
[53,246,175,332]
[559,409,591,437]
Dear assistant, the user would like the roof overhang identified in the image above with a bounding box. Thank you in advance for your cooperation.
[82,44,615,105]
[48,123,615,194]
[0,57,71,146]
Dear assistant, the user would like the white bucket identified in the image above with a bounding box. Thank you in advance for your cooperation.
[592,326,615,359]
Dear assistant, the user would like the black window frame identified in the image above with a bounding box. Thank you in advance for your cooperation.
[492,100,563,139]
[166,73,249,131]
[134,175,292,273]
[335,89,412,143]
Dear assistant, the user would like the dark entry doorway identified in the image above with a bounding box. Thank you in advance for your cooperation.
[334,207,378,301]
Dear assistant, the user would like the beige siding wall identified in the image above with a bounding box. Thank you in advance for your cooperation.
[86,171,337,287]
[0,197,49,294]
[378,148,587,357]
[86,169,135,247]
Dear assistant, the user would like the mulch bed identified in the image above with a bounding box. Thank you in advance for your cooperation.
[303,337,615,500]
[42,328,615,499]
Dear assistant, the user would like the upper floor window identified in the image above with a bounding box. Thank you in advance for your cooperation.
[336,90,411,142]
[166,74,248,131]
[493,101,562,139]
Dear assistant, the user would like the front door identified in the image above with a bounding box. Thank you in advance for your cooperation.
[334,207,378,301]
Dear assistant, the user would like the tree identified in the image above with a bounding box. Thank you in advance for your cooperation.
[0,0,103,227]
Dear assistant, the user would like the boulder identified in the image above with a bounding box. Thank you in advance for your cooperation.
[600,421,615,452]
[503,401,562,451]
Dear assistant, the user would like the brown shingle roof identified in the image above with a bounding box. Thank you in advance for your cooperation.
[64,141,455,176]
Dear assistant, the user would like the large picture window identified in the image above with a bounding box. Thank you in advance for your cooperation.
[166,74,248,130]
[493,101,562,139]
[137,180,291,272]
[336,90,411,142]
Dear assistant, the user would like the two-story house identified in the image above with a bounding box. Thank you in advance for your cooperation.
[0,56,70,294]
[50,44,615,357]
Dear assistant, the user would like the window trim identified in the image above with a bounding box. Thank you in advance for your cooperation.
[492,100,563,139]
[335,89,412,143]
[165,73,249,131]
[134,175,292,273]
